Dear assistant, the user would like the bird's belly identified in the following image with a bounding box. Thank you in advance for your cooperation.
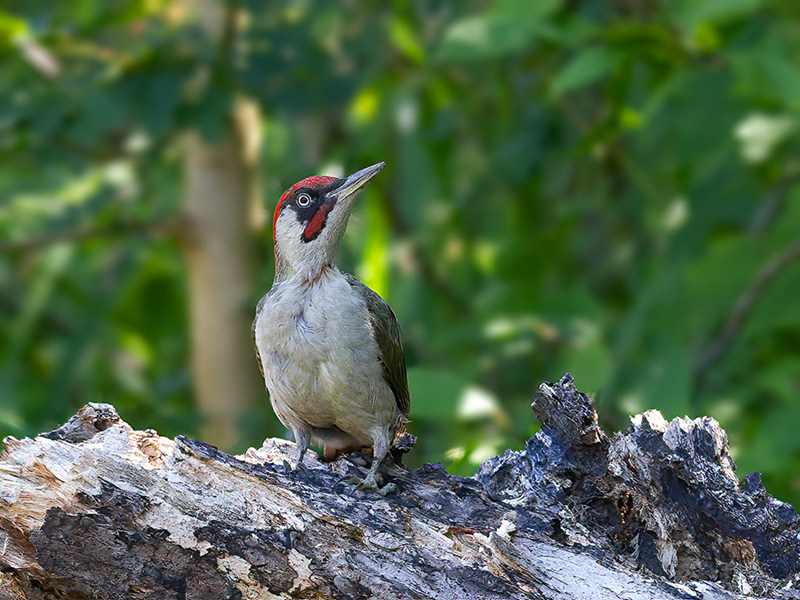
[262,333,389,441]
[264,349,363,420]
[255,276,396,441]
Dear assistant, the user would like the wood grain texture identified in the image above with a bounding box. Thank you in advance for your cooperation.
[1,376,798,599]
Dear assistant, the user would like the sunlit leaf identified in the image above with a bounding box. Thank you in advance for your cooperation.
[550,47,617,98]
[0,12,28,42]
[390,17,424,64]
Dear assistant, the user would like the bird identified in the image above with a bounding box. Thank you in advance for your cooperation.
[253,162,410,494]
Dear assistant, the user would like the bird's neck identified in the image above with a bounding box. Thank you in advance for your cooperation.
[274,250,334,285]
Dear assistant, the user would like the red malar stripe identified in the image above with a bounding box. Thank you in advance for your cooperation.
[302,200,335,242]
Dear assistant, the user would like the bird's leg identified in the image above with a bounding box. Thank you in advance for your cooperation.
[356,434,397,496]
[333,434,397,495]
[285,426,310,471]
[330,448,372,491]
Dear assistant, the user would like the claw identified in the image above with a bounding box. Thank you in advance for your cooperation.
[283,457,307,472]
[355,477,398,496]
[332,473,398,495]
[333,474,361,492]
[356,471,382,491]
[376,482,398,496]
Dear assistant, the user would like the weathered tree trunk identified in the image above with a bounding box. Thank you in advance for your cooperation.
[1,375,798,599]
[179,0,264,449]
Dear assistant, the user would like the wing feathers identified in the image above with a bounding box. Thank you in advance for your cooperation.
[344,273,411,415]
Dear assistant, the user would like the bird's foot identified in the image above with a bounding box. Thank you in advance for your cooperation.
[330,473,356,495]
[364,481,398,497]
[282,458,307,472]
[333,472,397,496]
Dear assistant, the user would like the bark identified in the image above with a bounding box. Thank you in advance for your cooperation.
[179,0,264,449]
[1,375,799,600]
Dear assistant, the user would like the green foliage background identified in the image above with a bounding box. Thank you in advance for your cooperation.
[2,1,800,506]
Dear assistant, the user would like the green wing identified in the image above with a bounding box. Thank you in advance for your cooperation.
[344,273,411,415]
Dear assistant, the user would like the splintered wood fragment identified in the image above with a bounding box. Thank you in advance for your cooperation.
[1,375,798,599]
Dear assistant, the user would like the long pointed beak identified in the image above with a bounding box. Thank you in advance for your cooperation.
[330,161,386,206]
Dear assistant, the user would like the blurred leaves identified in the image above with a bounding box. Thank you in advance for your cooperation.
[2,0,800,508]
[0,12,29,43]
[407,367,463,420]
[437,0,561,61]
[550,46,617,99]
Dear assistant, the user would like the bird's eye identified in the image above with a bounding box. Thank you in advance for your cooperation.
[297,193,312,207]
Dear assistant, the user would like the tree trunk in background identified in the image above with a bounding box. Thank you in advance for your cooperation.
[182,98,264,450]
[177,0,264,450]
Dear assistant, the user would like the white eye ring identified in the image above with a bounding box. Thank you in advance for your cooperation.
[297,193,312,207]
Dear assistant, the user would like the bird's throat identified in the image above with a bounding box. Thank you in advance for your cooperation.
[274,249,333,286]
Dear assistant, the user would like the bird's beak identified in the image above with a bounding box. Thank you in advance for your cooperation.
[315,162,385,248]
[329,162,386,208]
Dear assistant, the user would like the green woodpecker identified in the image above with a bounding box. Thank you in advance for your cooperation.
[253,162,409,493]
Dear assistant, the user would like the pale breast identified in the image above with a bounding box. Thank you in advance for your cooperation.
[254,269,391,436]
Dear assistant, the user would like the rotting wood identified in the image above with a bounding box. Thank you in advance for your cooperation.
[1,374,799,599]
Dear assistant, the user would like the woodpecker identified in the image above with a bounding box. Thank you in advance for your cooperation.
[253,162,409,493]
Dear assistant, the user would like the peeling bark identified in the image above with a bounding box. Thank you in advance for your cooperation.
[1,375,799,599]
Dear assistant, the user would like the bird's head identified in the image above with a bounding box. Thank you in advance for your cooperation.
[272,161,385,279]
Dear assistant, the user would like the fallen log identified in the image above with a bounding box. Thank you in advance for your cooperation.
[1,374,798,599]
